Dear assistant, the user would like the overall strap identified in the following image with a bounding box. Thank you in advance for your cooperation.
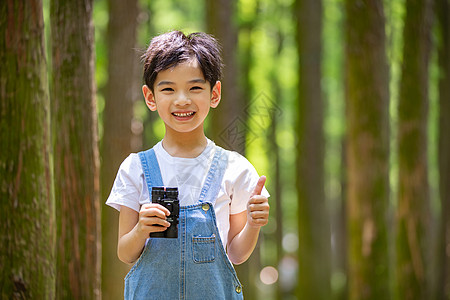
[138,148,164,194]
[198,146,229,206]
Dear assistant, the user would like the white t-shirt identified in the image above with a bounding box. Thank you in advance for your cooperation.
[106,139,269,250]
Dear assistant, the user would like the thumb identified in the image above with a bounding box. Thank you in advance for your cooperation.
[251,175,266,197]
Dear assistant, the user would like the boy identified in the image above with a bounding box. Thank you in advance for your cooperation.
[106,31,270,299]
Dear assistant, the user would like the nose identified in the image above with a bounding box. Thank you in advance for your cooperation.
[174,92,191,106]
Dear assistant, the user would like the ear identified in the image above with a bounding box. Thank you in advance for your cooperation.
[142,85,157,111]
[210,81,221,108]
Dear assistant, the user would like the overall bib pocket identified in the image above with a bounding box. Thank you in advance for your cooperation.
[192,234,216,263]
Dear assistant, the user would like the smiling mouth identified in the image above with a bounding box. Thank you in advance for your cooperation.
[172,112,195,117]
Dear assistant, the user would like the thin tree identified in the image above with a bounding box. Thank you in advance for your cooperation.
[270,30,284,300]
[294,0,331,299]
[0,0,55,298]
[101,0,139,298]
[205,0,245,154]
[437,0,450,298]
[396,0,434,298]
[344,0,391,299]
[50,0,100,298]
[263,4,286,298]
[206,0,259,297]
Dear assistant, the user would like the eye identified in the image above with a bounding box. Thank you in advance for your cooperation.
[190,86,203,91]
[161,87,174,92]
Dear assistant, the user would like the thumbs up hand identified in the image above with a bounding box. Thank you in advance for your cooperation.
[247,176,270,228]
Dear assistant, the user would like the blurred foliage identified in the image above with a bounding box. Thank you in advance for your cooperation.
[87,0,442,298]
[33,0,444,297]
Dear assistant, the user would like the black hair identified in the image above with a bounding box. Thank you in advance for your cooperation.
[142,31,223,91]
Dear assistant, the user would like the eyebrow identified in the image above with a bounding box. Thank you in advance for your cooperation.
[156,80,174,86]
[188,79,206,84]
[156,78,206,86]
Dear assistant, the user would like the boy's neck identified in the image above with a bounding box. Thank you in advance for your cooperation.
[162,127,208,158]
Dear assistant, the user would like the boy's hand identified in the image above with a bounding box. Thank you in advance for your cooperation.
[136,203,171,238]
[247,176,270,228]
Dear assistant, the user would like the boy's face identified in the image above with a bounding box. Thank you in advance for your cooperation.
[142,59,221,135]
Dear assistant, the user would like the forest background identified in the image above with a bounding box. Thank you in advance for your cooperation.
[1,0,449,299]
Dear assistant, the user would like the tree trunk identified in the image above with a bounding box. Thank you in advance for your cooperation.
[206,0,258,298]
[0,1,55,298]
[337,139,349,300]
[396,0,433,298]
[294,0,330,299]
[344,0,391,299]
[271,96,283,300]
[205,0,245,154]
[141,2,160,150]
[101,0,139,298]
[268,23,284,299]
[50,0,100,298]
[437,0,450,298]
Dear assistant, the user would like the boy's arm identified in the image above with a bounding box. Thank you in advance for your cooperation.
[227,176,269,265]
[118,204,170,264]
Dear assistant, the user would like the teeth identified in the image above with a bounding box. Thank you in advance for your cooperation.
[173,112,194,117]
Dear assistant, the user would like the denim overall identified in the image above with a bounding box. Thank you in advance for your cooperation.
[124,147,244,300]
